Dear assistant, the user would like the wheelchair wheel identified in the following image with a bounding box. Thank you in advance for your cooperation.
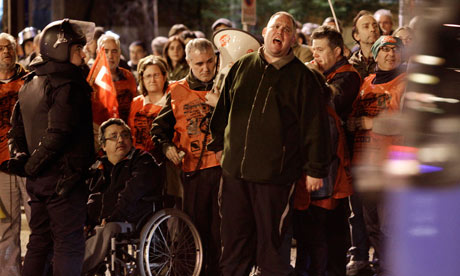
[138,208,203,276]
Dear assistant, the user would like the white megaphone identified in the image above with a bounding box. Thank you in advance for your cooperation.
[212,28,261,94]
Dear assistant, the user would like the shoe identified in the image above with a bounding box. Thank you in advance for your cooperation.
[346,260,369,276]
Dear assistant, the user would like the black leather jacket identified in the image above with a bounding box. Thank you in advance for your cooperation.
[9,57,95,196]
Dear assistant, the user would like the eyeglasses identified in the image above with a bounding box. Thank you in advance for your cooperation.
[380,46,401,53]
[0,44,14,52]
[143,73,164,80]
[104,131,131,142]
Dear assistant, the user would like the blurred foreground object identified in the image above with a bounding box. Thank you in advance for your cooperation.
[383,1,460,275]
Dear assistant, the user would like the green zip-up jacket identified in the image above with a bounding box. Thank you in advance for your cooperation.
[208,47,332,185]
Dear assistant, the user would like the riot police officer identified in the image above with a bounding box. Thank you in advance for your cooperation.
[8,19,95,276]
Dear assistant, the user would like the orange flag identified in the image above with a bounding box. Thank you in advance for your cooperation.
[87,46,119,125]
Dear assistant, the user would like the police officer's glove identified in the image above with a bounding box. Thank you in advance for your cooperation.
[24,146,55,177]
[2,153,29,177]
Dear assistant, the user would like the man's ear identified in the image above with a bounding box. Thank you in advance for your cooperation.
[262,27,267,38]
[334,46,342,58]
[353,31,360,42]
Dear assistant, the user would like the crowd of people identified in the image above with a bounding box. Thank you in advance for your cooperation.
[0,7,415,276]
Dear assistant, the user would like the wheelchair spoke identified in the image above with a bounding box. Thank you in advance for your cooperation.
[150,259,168,275]
[140,209,203,276]
[157,223,172,254]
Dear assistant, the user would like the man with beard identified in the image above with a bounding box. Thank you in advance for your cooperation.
[349,11,381,80]
[0,32,29,276]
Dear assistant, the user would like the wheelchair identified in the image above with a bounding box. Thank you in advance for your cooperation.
[95,207,203,276]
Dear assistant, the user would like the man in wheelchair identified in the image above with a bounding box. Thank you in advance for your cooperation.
[82,118,163,275]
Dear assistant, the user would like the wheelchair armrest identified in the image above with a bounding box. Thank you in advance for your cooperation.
[107,221,135,234]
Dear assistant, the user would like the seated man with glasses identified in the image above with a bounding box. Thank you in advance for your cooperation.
[82,118,163,275]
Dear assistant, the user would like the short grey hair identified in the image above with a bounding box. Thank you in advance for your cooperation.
[0,33,17,62]
[97,34,120,51]
[151,36,168,55]
[185,38,215,61]
[374,9,393,22]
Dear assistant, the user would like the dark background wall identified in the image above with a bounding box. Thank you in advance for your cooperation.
[3,0,401,58]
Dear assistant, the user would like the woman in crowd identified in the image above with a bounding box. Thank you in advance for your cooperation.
[393,26,414,47]
[128,55,168,155]
[163,35,189,81]
[393,26,414,65]
[129,55,183,209]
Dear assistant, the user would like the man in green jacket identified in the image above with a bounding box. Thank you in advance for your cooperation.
[209,11,332,276]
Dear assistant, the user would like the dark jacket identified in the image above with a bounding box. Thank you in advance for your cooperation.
[8,57,95,196]
[87,148,163,225]
[323,58,362,122]
[208,48,332,184]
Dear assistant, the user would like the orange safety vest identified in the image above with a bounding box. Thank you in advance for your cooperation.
[128,95,164,153]
[350,73,406,166]
[294,105,353,210]
[326,63,361,84]
[169,80,219,172]
[0,78,25,163]
[114,68,137,122]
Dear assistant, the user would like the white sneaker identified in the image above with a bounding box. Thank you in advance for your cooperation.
[346,260,369,276]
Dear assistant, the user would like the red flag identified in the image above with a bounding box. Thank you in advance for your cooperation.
[87,46,119,125]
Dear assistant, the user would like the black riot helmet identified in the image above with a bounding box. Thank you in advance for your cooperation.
[40,18,94,62]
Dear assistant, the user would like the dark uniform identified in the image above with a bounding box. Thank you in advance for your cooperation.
[8,19,95,276]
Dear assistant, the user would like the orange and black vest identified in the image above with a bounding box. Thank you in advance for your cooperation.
[326,63,361,83]
[114,68,137,123]
[0,67,27,163]
[350,73,406,166]
[169,79,219,172]
[128,95,164,153]
[294,105,353,211]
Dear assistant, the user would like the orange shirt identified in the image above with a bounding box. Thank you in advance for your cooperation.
[128,94,165,153]
[169,80,219,172]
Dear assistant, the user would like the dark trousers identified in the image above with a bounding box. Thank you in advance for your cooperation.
[219,172,295,276]
[362,193,393,275]
[22,176,87,276]
[293,200,349,276]
[182,166,222,276]
[348,192,370,261]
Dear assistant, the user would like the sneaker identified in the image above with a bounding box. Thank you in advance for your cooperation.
[346,260,369,276]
